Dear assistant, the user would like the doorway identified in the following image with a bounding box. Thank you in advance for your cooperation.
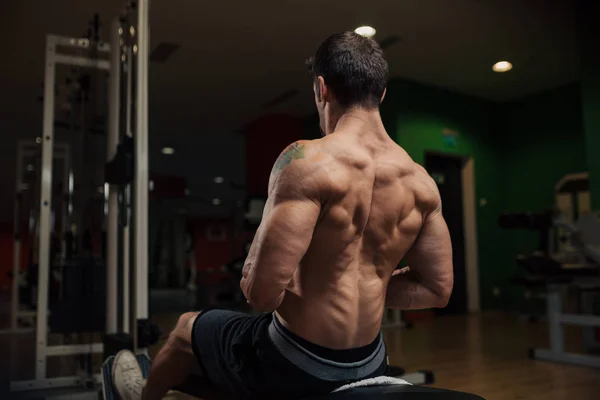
[425,153,468,315]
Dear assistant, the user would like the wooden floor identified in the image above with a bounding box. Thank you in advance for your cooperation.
[2,312,599,399]
[380,313,598,400]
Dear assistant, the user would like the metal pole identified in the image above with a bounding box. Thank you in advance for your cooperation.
[58,147,70,301]
[123,45,133,334]
[60,148,70,262]
[134,0,150,349]
[547,287,564,353]
[106,18,121,335]
[11,143,24,331]
[36,35,57,379]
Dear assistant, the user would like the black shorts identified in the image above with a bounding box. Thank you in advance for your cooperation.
[191,309,388,400]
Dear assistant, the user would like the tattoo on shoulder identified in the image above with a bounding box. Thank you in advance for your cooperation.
[273,143,305,172]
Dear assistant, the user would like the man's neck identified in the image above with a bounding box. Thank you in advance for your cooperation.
[328,107,385,137]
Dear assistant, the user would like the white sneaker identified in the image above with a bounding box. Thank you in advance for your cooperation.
[112,350,145,400]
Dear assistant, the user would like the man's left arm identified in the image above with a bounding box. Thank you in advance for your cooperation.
[240,142,321,312]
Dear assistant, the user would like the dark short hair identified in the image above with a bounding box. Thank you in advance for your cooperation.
[307,31,389,109]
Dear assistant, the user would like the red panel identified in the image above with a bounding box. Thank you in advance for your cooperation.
[0,225,14,291]
[192,219,233,272]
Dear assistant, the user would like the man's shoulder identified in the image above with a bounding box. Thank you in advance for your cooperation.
[407,162,441,215]
[270,140,330,197]
[274,139,330,173]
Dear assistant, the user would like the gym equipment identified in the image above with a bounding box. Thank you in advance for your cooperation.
[101,353,438,400]
[7,1,151,397]
[525,213,600,368]
[1,140,70,337]
[8,33,112,391]
[503,173,600,369]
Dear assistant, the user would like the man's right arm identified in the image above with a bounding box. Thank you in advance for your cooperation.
[385,207,454,310]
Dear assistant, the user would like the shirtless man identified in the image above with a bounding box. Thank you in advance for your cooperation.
[113,31,453,400]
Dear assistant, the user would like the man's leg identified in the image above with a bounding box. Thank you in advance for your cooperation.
[113,311,200,400]
[143,311,200,400]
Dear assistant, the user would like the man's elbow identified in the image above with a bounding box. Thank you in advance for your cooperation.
[245,286,285,313]
[247,294,282,313]
[434,283,453,308]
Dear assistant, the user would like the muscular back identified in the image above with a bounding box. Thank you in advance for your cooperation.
[276,132,442,349]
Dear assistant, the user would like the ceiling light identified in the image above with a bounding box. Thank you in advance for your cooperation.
[214,176,224,184]
[26,164,34,172]
[355,26,376,38]
[212,198,221,206]
[149,180,154,191]
[118,27,123,36]
[36,137,42,144]
[130,26,135,36]
[161,147,175,155]
[492,61,513,73]
[133,44,138,54]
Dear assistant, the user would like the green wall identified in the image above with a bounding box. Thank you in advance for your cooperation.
[578,0,600,210]
[501,84,586,211]
[499,84,587,260]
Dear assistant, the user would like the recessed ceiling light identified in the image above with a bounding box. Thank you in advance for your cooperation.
[161,147,175,155]
[355,26,376,38]
[212,198,221,206]
[36,137,42,144]
[149,180,154,191]
[214,176,224,184]
[492,61,513,73]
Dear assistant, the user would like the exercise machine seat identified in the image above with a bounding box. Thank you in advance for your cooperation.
[308,384,485,399]
[174,376,484,400]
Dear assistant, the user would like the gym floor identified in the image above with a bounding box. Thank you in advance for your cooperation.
[1,311,598,399]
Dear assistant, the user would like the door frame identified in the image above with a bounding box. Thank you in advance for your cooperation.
[424,151,480,313]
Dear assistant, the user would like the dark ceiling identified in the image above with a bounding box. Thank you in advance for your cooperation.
[0,0,580,222]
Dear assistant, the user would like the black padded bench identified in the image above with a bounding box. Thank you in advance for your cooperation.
[103,355,484,400]
[310,385,485,399]
[174,375,484,400]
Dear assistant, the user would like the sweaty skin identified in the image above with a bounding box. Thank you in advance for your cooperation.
[240,119,453,350]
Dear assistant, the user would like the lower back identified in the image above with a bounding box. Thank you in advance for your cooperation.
[276,265,387,349]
